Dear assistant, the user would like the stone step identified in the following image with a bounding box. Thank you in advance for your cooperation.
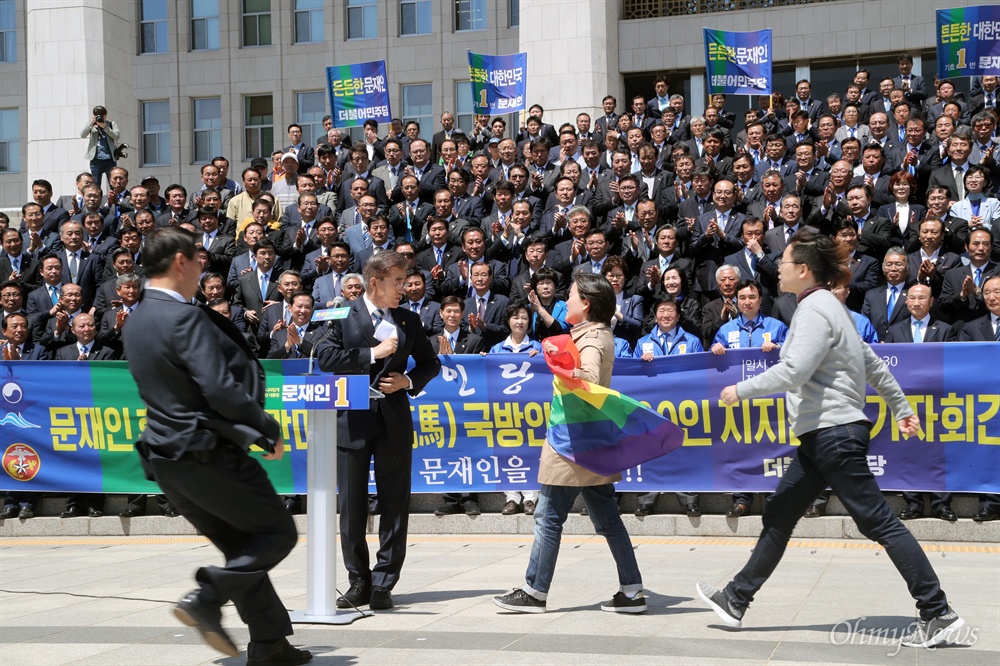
[3,510,997,543]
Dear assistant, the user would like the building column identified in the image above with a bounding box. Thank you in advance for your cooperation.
[25,0,135,198]
[518,0,622,130]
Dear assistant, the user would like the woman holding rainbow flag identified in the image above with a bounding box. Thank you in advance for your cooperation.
[494,273,683,615]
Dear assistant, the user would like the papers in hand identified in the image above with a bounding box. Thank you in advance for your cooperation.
[374,320,398,342]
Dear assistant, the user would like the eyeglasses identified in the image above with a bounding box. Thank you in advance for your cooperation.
[397,251,415,258]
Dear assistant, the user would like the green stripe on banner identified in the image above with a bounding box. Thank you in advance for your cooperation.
[551,388,635,429]
[88,362,158,493]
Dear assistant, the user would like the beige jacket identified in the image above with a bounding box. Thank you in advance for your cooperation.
[537,321,622,487]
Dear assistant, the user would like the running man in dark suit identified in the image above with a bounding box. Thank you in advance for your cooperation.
[315,251,440,611]
[121,227,310,665]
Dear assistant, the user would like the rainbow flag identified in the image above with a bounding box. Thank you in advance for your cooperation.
[544,335,685,476]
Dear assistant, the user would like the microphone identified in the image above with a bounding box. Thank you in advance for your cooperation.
[307,298,345,374]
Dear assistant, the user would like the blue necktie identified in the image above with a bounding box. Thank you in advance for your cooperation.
[887,286,898,315]
[50,285,59,305]
[974,268,983,288]
[913,320,923,343]
[260,273,268,298]
[372,308,383,328]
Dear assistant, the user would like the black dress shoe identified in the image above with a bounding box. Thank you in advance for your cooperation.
[163,508,180,517]
[336,580,371,609]
[463,501,482,516]
[803,505,823,518]
[119,507,146,518]
[369,586,393,610]
[60,507,81,518]
[685,504,701,518]
[726,502,749,518]
[18,507,33,519]
[247,637,312,665]
[87,507,103,518]
[898,508,924,520]
[0,506,17,519]
[173,591,238,658]
[434,503,464,516]
[634,503,654,517]
[368,500,380,516]
[973,509,1000,522]
[934,506,957,522]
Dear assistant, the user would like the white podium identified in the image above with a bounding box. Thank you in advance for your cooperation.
[288,377,373,624]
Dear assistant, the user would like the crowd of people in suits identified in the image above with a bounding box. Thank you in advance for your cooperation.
[2,53,998,523]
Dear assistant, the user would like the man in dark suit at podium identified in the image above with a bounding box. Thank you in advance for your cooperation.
[315,251,440,611]
[122,227,309,665]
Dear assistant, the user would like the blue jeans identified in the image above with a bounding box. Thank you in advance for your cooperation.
[523,483,642,599]
[725,421,950,621]
[90,158,116,192]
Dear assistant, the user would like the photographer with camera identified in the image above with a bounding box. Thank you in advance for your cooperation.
[80,105,121,192]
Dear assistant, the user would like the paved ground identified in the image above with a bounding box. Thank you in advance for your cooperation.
[1,533,997,665]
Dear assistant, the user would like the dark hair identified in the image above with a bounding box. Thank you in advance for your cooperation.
[573,272,615,325]
[601,254,628,279]
[440,295,464,311]
[143,227,198,277]
[787,226,851,287]
[529,266,559,292]
[735,279,762,298]
[199,272,223,289]
[504,301,530,322]
[291,291,315,307]
[653,295,679,315]
[253,238,277,255]
[2,312,28,331]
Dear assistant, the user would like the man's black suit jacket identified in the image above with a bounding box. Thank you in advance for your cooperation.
[959,315,999,341]
[0,253,42,291]
[315,299,440,450]
[862,283,911,341]
[51,342,117,360]
[267,322,327,359]
[884,318,957,343]
[122,290,279,459]
[430,328,485,354]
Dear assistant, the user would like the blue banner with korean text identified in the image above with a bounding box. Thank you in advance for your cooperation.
[937,5,1000,79]
[1,345,997,494]
[326,60,391,128]
[468,51,527,114]
[703,28,773,95]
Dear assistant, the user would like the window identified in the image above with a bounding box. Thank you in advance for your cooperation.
[141,101,170,166]
[346,0,377,40]
[193,97,221,164]
[296,91,326,147]
[400,0,431,36]
[455,0,486,31]
[242,0,271,47]
[0,0,15,62]
[0,108,18,172]
[244,95,274,161]
[139,0,168,54]
[455,81,475,134]
[402,84,433,142]
[191,0,219,51]
[294,0,323,44]
[509,0,519,28]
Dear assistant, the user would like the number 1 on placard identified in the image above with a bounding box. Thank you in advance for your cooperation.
[334,376,349,407]
[956,48,966,69]
[478,88,487,108]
